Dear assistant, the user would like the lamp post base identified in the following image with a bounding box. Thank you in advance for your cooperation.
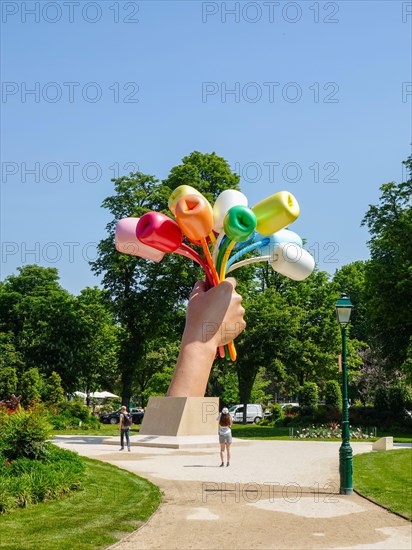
[339,441,353,495]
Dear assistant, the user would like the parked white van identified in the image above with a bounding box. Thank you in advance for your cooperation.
[228,404,263,424]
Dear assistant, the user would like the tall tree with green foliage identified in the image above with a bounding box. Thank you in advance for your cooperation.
[0,266,82,391]
[75,287,119,400]
[362,155,412,374]
[333,261,369,343]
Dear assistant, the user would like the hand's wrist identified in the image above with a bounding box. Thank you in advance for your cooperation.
[167,337,216,397]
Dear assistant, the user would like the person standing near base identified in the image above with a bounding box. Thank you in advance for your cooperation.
[119,406,132,451]
[218,407,233,467]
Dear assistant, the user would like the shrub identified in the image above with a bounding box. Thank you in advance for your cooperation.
[19,368,42,406]
[263,403,284,425]
[42,372,65,406]
[374,387,389,411]
[0,444,85,513]
[0,367,18,401]
[299,382,319,415]
[47,400,100,430]
[325,380,342,412]
[0,406,51,460]
[388,383,412,416]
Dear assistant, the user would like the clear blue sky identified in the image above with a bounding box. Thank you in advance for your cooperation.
[1,0,411,294]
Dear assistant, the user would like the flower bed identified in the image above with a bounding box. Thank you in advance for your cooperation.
[289,423,377,439]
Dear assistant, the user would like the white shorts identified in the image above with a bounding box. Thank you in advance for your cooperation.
[219,433,232,444]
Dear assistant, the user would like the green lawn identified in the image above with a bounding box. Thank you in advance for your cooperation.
[232,424,290,439]
[231,424,412,443]
[0,456,161,550]
[52,424,142,437]
[353,449,412,520]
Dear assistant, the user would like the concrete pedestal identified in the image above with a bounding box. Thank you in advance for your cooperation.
[136,396,220,447]
[372,436,393,451]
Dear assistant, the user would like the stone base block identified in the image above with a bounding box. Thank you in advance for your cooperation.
[372,436,393,451]
[134,434,219,449]
[139,396,219,437]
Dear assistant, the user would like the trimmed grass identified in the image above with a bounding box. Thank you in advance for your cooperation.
[232,424,290,439]
[0,456,161,550]
[231,424,412,443]
[52,425,142,437]
[353,449,412,520]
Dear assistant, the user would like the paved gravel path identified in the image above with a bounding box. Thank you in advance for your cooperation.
[53,436,411,550]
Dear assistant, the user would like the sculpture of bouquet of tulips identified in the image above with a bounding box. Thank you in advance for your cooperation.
[115,186,315,361]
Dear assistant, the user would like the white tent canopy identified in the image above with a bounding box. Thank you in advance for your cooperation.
[90,391,120,399]
[73,391,119,399]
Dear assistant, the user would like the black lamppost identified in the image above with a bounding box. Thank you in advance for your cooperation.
[335,293,354,495]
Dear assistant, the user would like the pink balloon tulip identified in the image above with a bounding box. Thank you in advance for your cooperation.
[115,218,165,262]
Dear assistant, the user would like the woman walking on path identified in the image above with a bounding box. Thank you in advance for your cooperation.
[218,407,232,467]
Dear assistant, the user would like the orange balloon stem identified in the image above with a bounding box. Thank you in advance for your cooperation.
[201,238,220,287]
[228,341,237,361]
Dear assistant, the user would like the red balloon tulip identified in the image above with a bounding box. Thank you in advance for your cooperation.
[136,212,183,252]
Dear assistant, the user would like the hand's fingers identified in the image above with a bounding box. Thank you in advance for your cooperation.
[190,280,206,298]
[222,277,237,290]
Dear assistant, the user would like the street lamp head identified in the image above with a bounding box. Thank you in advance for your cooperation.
[335,293,353,326]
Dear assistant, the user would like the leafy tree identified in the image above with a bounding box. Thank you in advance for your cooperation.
[250,367,272,405]
[325,380,342,412]
[361,155,412,372]
[0,332,25,371]
[74,287,119,401]
[333,261,369,342]
[299,382,319,415]
[0,266,82,391]
[235,287,301,406]
[268,269,341,386]
[140,340,180,405]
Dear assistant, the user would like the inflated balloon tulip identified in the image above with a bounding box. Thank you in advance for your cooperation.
[257,228,303,257]
[115,218,165,262]
[136,212,183,253]
[252,191,300,235]
[168,185,203,216]
[270,242,315,281]
[223,205,257,243]
[213,190,248,233]
[175,194,214,242]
